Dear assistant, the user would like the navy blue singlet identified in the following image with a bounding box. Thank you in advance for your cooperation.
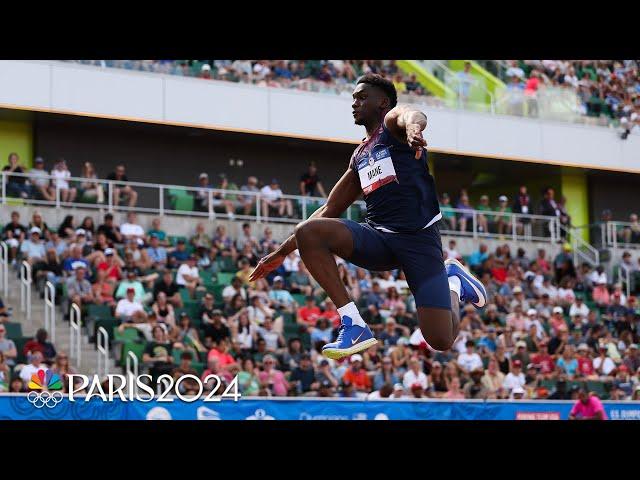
[349,124,441,234]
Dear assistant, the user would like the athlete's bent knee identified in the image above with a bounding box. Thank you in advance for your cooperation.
[294,219,320,244]
[423,333,454,352]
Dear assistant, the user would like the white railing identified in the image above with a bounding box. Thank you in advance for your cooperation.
[19,261,31,322]
[69,303,82,367]
[558,224,600,267]
[44,281,56,344]
[620,264,632,299]
[438,206,561,244]
[0,242,8,298]
[126,350,139,379]
[605,221,640,251]
[96,326,109,378]
[0,171,580,246]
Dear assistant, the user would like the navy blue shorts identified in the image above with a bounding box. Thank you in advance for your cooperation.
[340,219,451,310]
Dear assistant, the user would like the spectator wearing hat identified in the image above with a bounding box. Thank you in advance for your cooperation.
[30,157,55,201]
[494,195,513,235]
[193,172,212,212]
[569,388,607,420]
[503,359,526,395]
[146,233,168,270]
[260,178,292,219]
[343,354,371,394]
[20,227,46,265]
[610,364,635,400]
[239,176,260,216]
[258,354,289,396]
[268,276,295,313]
[576,343,597,379]
[593,344,616,380]
[475,194,491,233]
[115,287,148,323]
[623,344,640,373]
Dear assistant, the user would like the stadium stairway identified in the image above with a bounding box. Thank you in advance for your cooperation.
[3,264,115,378]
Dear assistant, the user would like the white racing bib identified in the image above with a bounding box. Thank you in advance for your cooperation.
[357,147,398,195]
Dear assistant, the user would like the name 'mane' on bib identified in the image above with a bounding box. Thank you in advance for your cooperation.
[357,147,397,195]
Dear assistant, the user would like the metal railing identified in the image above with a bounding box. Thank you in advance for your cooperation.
[558,223,600,267]
[126,350,139,379]
[96,326,109,378]
[0,242,8,298]
[1,170,579,247]
[438,206,562,244]
[44,281,56,344]
[19,261,31,322]
[620,264,632,299]
[69,303,82,367]
[604,221,640,251]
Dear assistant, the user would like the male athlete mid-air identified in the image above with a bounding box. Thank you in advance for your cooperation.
[249,73,487,359]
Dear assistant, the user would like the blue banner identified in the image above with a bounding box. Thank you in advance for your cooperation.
[1,395,639,420]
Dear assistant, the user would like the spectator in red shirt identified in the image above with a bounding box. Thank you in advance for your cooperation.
[23,328,57,364]
[342,354,371,393]
[320,298,341,329]
[576,344,598,380]
[207,338,236,369]
[531,341,555,377]
[296,295,321,328]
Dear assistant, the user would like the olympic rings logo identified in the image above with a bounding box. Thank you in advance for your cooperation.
[27,390,64,409]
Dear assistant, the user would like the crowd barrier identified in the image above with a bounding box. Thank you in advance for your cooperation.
[1,395,639,420]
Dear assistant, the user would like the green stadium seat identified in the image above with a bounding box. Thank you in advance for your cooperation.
[4,322,22,339]
[216,272,236,286]
[12,336,33,365]
[120,341,147,368]
[113,327,143,343]
[291,293,306,306]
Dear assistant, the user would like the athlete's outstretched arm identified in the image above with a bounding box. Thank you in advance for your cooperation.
[249,168,361,281]
[384,105,428,157]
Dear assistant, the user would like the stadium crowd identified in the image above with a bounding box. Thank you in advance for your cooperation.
[1,204,639,401]
[70,60,434,102]
[502,60,640,130]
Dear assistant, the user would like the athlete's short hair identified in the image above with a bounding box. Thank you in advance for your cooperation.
[357,73,398,108]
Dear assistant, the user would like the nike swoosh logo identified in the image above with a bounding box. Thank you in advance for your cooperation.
[351,331,365,344]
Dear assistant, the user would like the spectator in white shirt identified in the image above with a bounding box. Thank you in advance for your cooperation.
[502,360,526,395]
[30,157,55,201]
[283,250,301,273]
[222,277,247,304]
[444,239,462,261]
[569,297,590,321]
[524,309,546,340]
[402,357,429,390]
[176,256,202,299]
[19,351,46,384]
[260,178,293,218]
[51,158,77,203]
[593,345,616,378]
[588,266,607,286]
[457,340,484,373]
[120,212,145,242]
[115,287,147,323]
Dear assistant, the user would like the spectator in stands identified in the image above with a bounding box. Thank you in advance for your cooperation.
[106,164,138,207]
[469,243,489,274]
[23,328,56,364]
[455,194,474,232]
[0,324,17,368]
[2,211,27,262]
[239,176,260,216]
[299,162,327,198]
[20,227,46,265]
[258,354,288,396]
[147,218,168,247]
[97,213,123,245]
[79,161,104,203]
[257,316,285,353]
[115,287,148,323]
[142,325,174,382]
[289,353,318,395]
[147,234,168,270]
[260,178,293,219]
[268,276,295,313]
[3,152,30,198]
[92,265,116,307]
[19,351,46,384]
[438,193,457,231]
[202,309,231,346]
[622,213,640,244]
[66,263,94,312]
[235,223,257,253]
[50,352,77,393]
[30,157,55,201]
[120,212,145,243]
[569,388,607,420]
[512,185,531,235]
[296,295,321,329]
[51,159,77,203]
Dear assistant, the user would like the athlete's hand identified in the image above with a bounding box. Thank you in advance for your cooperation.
[406,123,427,159]
[249,251,286,282]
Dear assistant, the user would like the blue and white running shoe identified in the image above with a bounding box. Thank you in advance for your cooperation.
[445,258,487,308]
[322,316,377,360]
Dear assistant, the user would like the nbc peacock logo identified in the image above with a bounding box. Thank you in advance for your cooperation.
[26,369,64,409]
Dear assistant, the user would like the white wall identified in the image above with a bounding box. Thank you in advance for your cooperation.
[1,60,639,172]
